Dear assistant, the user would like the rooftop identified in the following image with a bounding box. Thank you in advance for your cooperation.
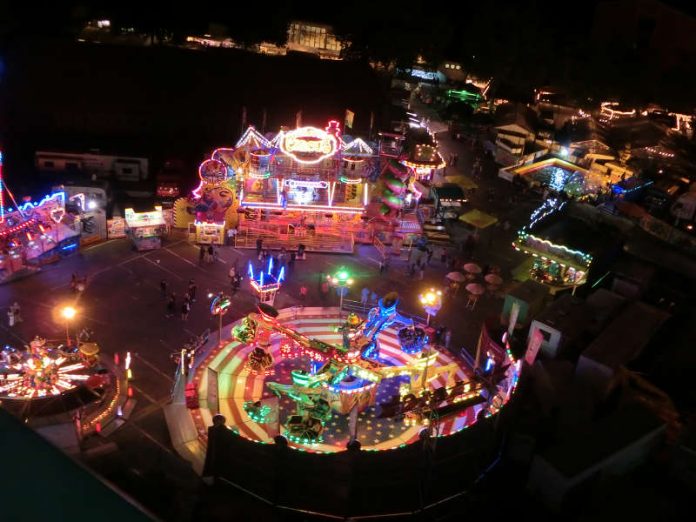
[540,404,664,479]
[582,301,670,370]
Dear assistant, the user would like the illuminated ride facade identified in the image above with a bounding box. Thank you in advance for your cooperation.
[174,121,444,251]
[513,199,593,289]
[0,151,81,283]
[182,295,521,453]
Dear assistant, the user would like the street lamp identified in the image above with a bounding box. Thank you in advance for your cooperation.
[61,306,77,346]
[328,267,354,312]
[209,292,232,346]
[418,288,442,326]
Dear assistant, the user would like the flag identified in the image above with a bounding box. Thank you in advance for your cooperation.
[344,109,355,129]
[241,106,247,133]
[295,109,303,128]
[369,111,375,137]
[507,301,520,338]
[525,329,544,365]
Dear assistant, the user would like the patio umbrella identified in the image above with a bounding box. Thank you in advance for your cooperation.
[459,209,498,229]
[446,271,466,282]
[463,262,482,274]
[484,274,503,285]
[465,283,485,295]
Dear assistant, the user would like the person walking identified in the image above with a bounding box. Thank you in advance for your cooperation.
[166,293,176,318]
[160,279,168,298]
[181,300,190,321]
[228,266,236,285]
[299,285,308,301]
[463,234,476,259]
[10,302,22,324]
[444,328,452,350]
[188,279,197,302]
[7,306,15,327]
[320,278,330,302]
[361,287,370,307]
[199,245,205,266]
[256,237,263,257]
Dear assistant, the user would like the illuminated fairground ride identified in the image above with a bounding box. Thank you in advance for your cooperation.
[172,121,433,250]
[186,295,520,452]
[247,257,286,305]
[0,151,81,283]
[0,337,122,432]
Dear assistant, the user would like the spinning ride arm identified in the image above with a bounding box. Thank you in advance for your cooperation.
[354,296,414,357]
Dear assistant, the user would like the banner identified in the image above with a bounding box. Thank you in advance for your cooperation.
[106,217,127,239]
[344,109,355,129]
[508,301,520,338]
[525,329,544,365]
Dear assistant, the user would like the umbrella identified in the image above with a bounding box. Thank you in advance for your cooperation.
[446,271,466,282]
[459,209,498,229]
[465,283,485,295]
[463,262,482,274]
[484,274,503,285]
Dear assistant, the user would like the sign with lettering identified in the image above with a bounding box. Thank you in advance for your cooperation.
[280,126,338,164]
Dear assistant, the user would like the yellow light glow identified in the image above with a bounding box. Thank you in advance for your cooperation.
[61,306,77,320]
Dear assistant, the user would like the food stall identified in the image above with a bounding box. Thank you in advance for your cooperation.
[124,206,167,251]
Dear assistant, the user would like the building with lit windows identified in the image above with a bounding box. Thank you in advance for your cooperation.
[287,21,345,59]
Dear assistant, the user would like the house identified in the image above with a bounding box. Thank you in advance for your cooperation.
[493,104,538,166]
[36,150,149,183]
[527,294,593,359]
[576,301,670,398]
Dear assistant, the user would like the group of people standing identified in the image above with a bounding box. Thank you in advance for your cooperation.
[6,302,22,327]
[162,278,197,321]
[198,245,218,265]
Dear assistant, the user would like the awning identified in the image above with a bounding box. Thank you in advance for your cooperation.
[458,209,498,229]
[445,175,478,190]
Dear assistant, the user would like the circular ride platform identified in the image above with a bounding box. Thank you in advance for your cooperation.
[191,307,521,454]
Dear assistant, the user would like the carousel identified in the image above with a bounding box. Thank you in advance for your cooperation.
[0,336,122,433]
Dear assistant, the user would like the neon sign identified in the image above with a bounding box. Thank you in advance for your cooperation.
[283,179,329,190]
[410,69,439,80]
[280,126,338,164]
[193,158,228,198]
[125,206,165,227]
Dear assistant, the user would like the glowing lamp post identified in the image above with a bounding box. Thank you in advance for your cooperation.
[329,267,354,312]
[61,306,77,346]
[418,288,442,326]
[209,292,232,346]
